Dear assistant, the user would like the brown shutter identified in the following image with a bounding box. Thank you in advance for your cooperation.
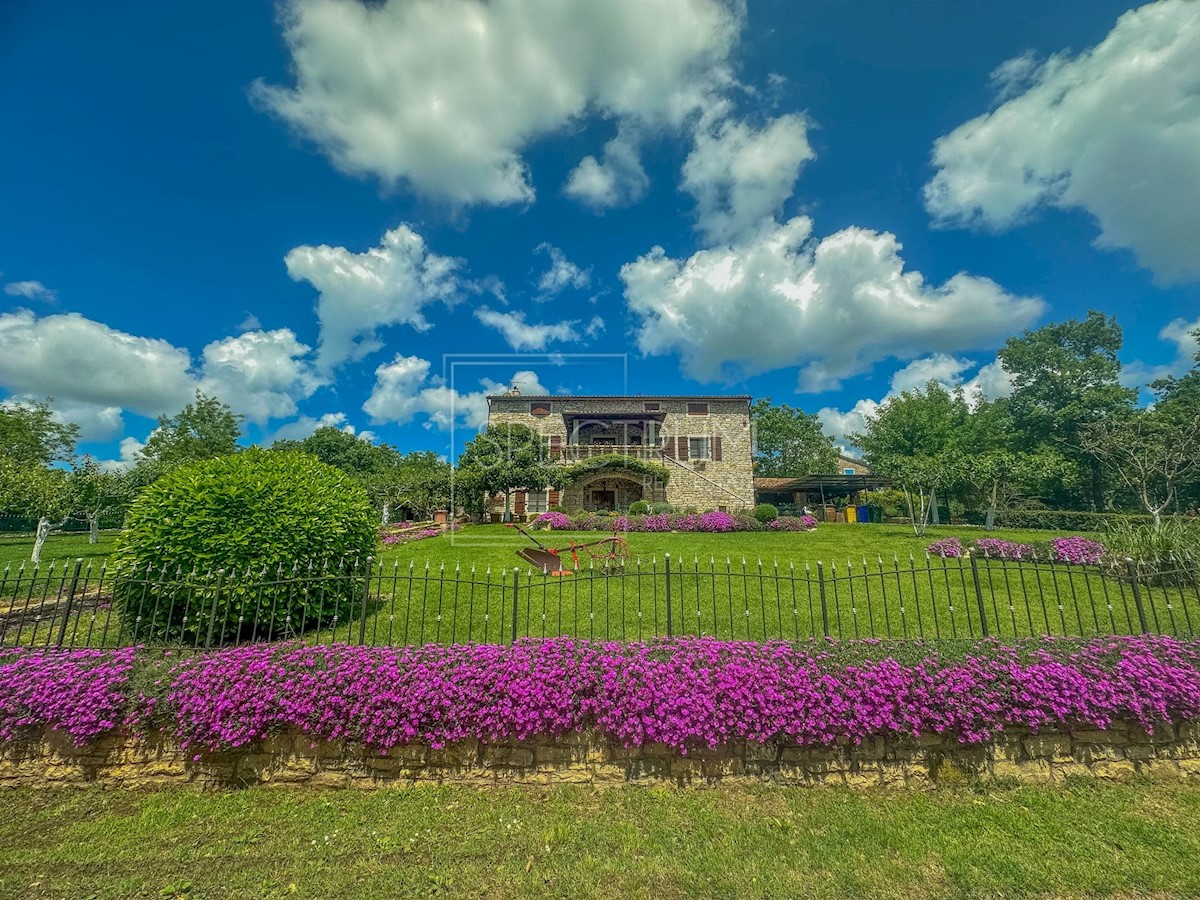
[549,434,562,459]
[514,491,526,515]
[678,436,689,460]
[712,435,722,461]
[548,489,560,506]
[662,437,675,458]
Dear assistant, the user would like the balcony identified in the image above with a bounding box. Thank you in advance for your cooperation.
[559,444,664,461]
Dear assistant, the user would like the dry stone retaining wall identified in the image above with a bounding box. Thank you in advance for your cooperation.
[4,722,1200,790]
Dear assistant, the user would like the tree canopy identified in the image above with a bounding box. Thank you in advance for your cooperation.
[750,398,838,477]
[138,391,242,471]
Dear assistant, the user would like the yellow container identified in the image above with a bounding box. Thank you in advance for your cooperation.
[845,505,857,523]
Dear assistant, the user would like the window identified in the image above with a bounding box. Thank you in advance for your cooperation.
[526,490,549,513]
[844,468,855,475]
[530,402,551,417]
[686,402,708,416]
[688,436,711,459]
[644,401,660,412]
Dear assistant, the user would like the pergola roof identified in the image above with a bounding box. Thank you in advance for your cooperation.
[754,474,893,495]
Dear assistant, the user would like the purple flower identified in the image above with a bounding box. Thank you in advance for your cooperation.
[926,537,963,558]
[1051,536,1106,566]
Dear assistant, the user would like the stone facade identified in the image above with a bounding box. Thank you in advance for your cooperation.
[4,722,1199,790]
[486,394,755,515]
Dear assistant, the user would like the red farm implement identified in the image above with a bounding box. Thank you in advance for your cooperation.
[505,522,630,575]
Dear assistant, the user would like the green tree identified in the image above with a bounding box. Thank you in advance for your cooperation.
[750,398,839,476]
[998,312,1137,510]
[68,457,135,544]
[139,391,242,471]
[456,424,561,522]
[273,426,393,479]
[0,399,79,466]
[1151,327,1200,511]
[0,457,72,562]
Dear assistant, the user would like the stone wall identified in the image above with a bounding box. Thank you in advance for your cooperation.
[4,722,1199,790]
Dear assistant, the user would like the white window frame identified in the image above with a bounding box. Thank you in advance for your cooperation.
[688,435,712,460]
[843,468,855,475]
[526,489,550,513]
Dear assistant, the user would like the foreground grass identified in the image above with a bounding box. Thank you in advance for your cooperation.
[2,781,1200,898]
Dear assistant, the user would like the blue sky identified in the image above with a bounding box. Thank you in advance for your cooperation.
[2,0,1198,465]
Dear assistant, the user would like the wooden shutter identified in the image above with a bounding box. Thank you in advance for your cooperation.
[549,434,562,459]
[548,489,560,506]
[712,435,723,461]
[662,437,675,458]
[514,491,526,515]
[678,436,689,460]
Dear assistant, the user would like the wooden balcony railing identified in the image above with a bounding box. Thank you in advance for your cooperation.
[558,444,664,461]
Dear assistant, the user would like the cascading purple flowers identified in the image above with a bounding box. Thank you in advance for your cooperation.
[5,637,1200,754]
[769,516,818,532]
[0,647,138,745]
[926,537,964,558]
[532,511,572,530]
[1052,536,1107,566]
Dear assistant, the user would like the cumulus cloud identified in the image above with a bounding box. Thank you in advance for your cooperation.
[256,0,741,207]
[364,357,548,430]
[284,225,465,371]
[925,0,1200,283]
[1123,315,1200,387]
[0,310,323,434]
[475,307,603,351]
[198,328,325,424]
[682,113,814,243]
[535,244,591,297]
[4,280,57,304]
[621,215,1044,388]
[267,411,376,445]
[564,129,651,210]
[97,437,146,473]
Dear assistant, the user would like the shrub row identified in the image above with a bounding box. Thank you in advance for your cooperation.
[993,510,1157,532]
[532,511,817,534]
[4,636,1199,752]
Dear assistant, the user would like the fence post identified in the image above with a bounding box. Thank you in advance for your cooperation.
[205,569,225,649]
[969,553,989,638]
[358,556,374,645]
[55,558,84,648]
[664,553,673,637]
[511,567,520,644]
[817,561,829,638]
[1127,558,1150,634]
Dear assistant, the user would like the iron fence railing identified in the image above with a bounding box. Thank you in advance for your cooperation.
[2,551,1198,651]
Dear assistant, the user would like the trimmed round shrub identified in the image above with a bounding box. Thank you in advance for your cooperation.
[650,502,676,515]
[113,450,377,645]
[627,499,651,515]
[753,503,779,523]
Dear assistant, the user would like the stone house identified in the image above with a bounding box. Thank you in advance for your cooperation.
[485,391,755,517]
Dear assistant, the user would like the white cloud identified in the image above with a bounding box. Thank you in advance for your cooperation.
[885,354,974,396]
[925,0,1200,283]
[564,129,650,210]
[682,113,814,243]
[256,0,741,207]
[535,244,591,297]
[238,312,262,331]
[364,357,548,430]
[475,307,602,351]
[4,280,57,304]
[284,225,465,371]
[0,310,197,417]
[97,437,145,473]
[621,215,1044,388]
[1123,315,1200,386]
[0,311,323,434]
[267,411,376,445]
[198,328,324,424]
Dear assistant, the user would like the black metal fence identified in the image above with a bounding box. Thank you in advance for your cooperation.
[2,551,1198,650]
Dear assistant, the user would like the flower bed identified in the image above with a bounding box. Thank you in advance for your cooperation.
[4,636,1198,754]
[927,534,1108,564]
[532,510,815,533]
[379,523,450,546]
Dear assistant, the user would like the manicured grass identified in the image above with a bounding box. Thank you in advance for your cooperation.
[4,524,1195,646]
[2,781,1200,898]
[0,530,118,572]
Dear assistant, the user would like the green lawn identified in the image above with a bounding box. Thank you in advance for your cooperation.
[4,524,1196,646]
[2,781,1200,898]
